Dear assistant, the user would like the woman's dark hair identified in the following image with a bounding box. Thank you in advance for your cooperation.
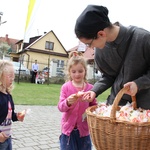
[75,30,97,39]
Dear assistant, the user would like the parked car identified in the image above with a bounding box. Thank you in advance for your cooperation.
[56,70,65,77]
[56,68,65,77]
[42,67,65,77]
[42,67,50,75]
[12,62,30,75]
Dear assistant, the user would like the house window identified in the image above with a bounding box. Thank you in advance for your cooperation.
[18,43,21,50]
[45,41,54,50]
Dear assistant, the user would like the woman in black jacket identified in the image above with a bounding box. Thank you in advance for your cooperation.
[75,5,150,109]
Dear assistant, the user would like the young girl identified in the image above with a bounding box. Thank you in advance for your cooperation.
[0,60,25,150]
[36,71,45,84]
[58,51,97,150]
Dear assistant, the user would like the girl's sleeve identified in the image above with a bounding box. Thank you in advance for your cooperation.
[11,99,18,122]
[12,111,18,122]
[57,84,71,112]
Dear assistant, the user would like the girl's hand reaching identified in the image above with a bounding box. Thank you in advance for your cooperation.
[67,91,84,106]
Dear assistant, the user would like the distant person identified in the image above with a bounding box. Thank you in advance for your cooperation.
[0,60,26,150]
[36,71,45,84]
[31,60,39,83]
[58,51,97,150]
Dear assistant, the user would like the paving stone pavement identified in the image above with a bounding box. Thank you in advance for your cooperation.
[11,105,96,150]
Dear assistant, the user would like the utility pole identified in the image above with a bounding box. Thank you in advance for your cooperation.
[47,41,54,85]
[0,12,7,26]
[47,55,50,85]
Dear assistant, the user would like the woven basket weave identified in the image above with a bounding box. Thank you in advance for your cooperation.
[86,87,150,150]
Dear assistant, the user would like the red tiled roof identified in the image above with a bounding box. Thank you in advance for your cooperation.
[0,34,19,52]
[83,47,94,60]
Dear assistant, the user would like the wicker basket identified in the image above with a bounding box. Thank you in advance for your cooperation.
[86,87,150,150]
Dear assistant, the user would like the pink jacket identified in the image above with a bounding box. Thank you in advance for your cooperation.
[57,81,97,137]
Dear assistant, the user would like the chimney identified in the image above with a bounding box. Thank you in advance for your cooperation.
[5,34,10,44]
[5,34,8,40]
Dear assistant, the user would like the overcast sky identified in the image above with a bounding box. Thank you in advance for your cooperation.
[0,0,150,50]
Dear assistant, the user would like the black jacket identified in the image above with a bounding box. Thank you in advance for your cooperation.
[0,92,18,125]
[92,22,150,109]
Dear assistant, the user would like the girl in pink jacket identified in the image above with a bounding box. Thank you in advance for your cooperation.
[58,51,97,150]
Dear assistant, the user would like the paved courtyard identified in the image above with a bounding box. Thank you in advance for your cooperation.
[11,105,96,150]
[12,105,61,150]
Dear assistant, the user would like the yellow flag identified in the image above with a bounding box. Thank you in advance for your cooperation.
[24,0,36,32]
[24,0,41,43]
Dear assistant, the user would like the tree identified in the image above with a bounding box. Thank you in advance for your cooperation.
[0,42,10,59]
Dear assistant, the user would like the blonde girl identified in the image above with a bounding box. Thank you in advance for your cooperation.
[0,60,25,150]
[58,51,97,150]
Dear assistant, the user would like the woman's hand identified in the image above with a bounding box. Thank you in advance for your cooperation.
[124,81,138,96]
[82,91,96,102]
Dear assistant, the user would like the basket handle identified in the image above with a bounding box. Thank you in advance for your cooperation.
[110,86,137,120]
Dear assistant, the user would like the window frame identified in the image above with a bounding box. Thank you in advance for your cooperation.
[45,41,54,50]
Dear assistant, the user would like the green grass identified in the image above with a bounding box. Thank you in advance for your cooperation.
[12,82,110,105]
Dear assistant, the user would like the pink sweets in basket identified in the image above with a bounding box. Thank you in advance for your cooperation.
[93,102,150,123]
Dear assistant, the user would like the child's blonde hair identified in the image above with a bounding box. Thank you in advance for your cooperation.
[66,51,87,82]
[0,60,14,93]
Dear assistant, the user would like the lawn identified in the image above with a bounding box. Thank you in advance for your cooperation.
[12,82,110,105]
